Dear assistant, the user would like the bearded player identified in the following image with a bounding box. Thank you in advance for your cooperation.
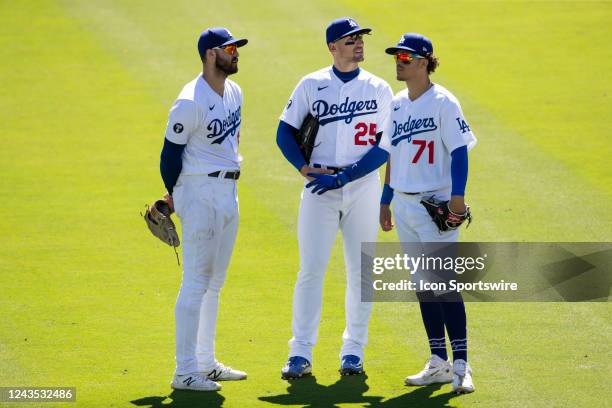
[276,17,393,378]
[378,33,477,393]
[159,27,248,391]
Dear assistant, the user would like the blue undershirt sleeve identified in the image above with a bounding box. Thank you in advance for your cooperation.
[276,120,307,172]
[160,138,186,195]
[450,145,468,196]
[341,145,389,183]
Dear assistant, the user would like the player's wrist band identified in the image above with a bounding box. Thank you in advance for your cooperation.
[380,183,394,205]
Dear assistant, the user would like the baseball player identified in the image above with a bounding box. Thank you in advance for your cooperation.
[276,17,393,378]
[378,33,477,393]
[159,27,248,392]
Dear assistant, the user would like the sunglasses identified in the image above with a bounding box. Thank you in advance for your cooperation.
[394,52,425,64]
[218,44,237,54]
[341,34,363,46]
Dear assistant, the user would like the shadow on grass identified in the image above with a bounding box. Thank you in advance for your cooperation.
[259,375,382,408]
[259,376,459,408]
[130,390,225,407]
[371,384,459,408]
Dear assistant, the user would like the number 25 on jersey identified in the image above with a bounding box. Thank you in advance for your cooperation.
[354,122,377,145]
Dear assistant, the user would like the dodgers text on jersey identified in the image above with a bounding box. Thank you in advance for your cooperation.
[313,97,378,126]
[206,106,241,144]
[391,116,438,146]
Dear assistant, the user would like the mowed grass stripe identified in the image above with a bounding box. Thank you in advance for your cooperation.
[0,0,189,404]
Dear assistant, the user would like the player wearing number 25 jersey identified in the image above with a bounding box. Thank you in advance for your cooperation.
[276,17,393,379]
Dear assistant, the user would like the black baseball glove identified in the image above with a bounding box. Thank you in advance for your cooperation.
[420,196,472,233]
[293,113,319,163]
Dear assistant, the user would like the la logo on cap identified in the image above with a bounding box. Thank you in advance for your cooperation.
[348,18,358,27]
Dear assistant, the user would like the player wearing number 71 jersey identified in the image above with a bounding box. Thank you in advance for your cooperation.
[378,33,477,393]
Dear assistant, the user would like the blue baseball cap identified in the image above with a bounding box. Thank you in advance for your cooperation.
[197,27,248,59]
[385,33,433,56]
[326,17,371,44]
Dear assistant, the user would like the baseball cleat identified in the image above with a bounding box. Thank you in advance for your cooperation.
[404,354,453,386]
[339,355,364,376]
[281,356,312,380]
[171,373,221,391]
[206,362,247,381]
[452,359,474,394]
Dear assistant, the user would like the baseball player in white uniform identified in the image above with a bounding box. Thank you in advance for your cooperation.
[159,27,248,392]
[378,33,477,393]
[276,17,393,378]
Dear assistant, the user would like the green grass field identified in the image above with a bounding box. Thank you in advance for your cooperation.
[1,0,611,407]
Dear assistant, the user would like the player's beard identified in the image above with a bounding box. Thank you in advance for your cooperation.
[216,57,238,75]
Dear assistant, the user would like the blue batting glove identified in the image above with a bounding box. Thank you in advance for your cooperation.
[306,172,350,195]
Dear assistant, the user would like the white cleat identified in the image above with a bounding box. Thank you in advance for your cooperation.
[171,373,221,391]
[405,355,453,386]
[452,359,475,394]
[206,362,247,381]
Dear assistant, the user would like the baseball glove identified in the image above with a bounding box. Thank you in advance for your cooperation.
[293,113,319,163]
[143,199,180,248]
[420,196,472,233]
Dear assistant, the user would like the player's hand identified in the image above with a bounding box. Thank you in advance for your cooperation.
[306,172,350,195]
[380,204,394,231]
[300,165,333,181]
[163,192,174,213]
[448,196,467,214]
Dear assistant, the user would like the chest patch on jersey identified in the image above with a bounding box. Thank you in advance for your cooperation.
[206,106,241,145]
[391,116,438,146]
[312,97,378,126]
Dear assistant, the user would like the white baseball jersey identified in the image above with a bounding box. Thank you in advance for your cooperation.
[379,84,476,192]
[280,66,393,168]
[164,74,242,174]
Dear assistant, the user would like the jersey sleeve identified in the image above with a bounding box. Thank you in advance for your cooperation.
[164,99,198,145]
[440,98,477,153]
[279,78,310,129]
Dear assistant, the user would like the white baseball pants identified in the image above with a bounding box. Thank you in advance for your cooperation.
[393,188,459,291]
[289,173,380,362]
[392,188,459,244]
[171,174,239,375]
